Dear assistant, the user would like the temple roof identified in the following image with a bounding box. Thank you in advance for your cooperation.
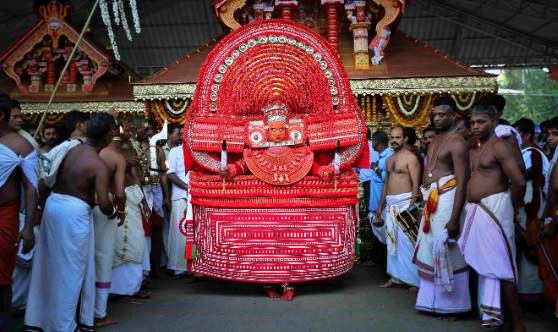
[133,31,496,100]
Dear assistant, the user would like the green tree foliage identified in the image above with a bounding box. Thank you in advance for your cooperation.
[498,68,558,124]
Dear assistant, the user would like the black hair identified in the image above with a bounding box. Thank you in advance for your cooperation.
[422,126,435,136]
[366,127,371,141]
[0,97,12,122]
[546,116,558,131]
[471,104,499,119]
[86,113,114,142]
[433,96,456,112]
[498,119,510,125]
[478,94,506,113]
[403,126,417,146]
[513,118,535,136]
[167,123,182,135]
[372,130,388,146]
[42,124,58,133]
[64,110,89,133]
[10,99,21,109]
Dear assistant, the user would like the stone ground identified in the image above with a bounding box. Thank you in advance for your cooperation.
[95,264,557,332]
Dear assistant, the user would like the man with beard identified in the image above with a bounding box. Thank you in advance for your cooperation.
[25,113,115,332]
[458,105,525,330]
[414,96,471,315]
[375,126,420,289]
[39,125,59,153]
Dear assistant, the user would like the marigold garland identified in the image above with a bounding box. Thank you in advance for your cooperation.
[384,94,432,128]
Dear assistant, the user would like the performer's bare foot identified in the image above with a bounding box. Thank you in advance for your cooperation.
[280,286,296,301]
[264,286,281,299]
[379,279,404,288]
[95,316,118,328]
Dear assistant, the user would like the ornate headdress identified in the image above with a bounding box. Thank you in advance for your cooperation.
[262,103,289,125]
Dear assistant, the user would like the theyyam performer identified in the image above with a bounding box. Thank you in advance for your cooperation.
[182,19,368,300]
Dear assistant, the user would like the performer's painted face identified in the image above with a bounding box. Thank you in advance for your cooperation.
[267,121,287,143]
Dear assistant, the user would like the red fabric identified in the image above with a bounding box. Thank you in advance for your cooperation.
[0,200,20,285]
[141,208,151,237]
[187,205,356,283]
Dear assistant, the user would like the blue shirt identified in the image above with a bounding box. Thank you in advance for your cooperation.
[369,147,393,212]
[358,141,379,183]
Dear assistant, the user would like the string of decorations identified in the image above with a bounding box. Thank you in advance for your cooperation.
[384,94,433,128]
[100,0,142,60]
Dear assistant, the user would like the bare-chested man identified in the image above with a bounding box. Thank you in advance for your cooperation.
[458,104,525,331]
[93,126,127,327]
[25,113,115,332]
[0,98,37,326]
[109,137,152,300]
[414,96,471,315]
[376,126,421,289]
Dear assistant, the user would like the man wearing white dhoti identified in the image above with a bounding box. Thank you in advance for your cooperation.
[375,127,420,288]
[459,105,526,330]
[167,136,190,276]
[93,134,127,327]
[110,185,147,296]
[25,113,116,332]
[414,97,471,315]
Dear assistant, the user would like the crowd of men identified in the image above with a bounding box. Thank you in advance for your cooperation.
[0,93,191,331]
[358,94,558,331]
[1,91,558,331]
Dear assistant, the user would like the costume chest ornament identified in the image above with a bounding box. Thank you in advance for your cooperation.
[243,145,314,186]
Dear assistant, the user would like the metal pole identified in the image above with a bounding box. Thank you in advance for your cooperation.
[34,0,101,139]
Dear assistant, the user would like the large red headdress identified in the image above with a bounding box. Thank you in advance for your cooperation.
[184,19,366,172]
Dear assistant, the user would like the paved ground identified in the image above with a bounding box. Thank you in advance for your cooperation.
[100,265,557,332]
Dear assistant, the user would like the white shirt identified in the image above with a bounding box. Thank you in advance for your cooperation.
[167,145,189,201]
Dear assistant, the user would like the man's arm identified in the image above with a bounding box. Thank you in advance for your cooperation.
[407,153,421,206]
[447,137,469,238]
[504,135,526,174]
[167,173,189,191]
[167,149,189,190]
[157,147,171,209]
[375,157,392,221]
[114,155,127,224]
[20,175,38,254]
[95,161,115,216]
[495,140,526,209]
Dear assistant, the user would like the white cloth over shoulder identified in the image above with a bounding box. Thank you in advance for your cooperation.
[167,145,189,201]
[495,124,522,147]
[0,144,38,189]
[40,138,81,188]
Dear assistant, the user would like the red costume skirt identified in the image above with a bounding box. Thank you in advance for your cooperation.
[0,200,19,285]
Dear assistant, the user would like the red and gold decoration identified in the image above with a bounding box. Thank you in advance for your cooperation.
[0,0,110,94]
[147,99,190,124]
[183,19,367,283]
[384,94,433,128]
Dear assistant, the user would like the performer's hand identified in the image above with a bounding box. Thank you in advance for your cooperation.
[19,226,35,254]
[445,219,460,239]
[221,164,237,179]
[317,166,334,181]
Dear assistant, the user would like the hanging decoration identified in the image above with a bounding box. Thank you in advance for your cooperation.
[451,92,477,111]
[100,0,142,60]
[148,99,190,124]
[384,94,433,128]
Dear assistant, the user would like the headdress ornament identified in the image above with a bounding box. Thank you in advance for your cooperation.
[262,103,289,125]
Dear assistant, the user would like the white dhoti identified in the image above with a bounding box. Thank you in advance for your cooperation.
[25,193,95,332]
[11,213,37,309]
[414,175,471,314]
[167,198,188,273]
[110,185,145,296]
[458,191,517,327]
[385,192,419,287]
[93,207,117,319]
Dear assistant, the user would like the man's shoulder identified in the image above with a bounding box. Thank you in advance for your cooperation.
[0,132,33,156]
[169,145,183,155]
